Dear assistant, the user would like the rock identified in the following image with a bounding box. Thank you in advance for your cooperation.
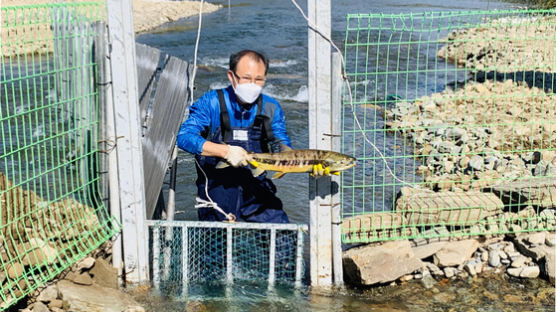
[76,257,95,271]
[513,235,553,261]
[475,262,484,274]
[37,285,58,303]
[526,232,547,246]
[400,275,414,282]
[342,212,412,241]
[343,240,424,285]
[489,177,556,208]
[412,241,448,260]
[507,267,522,277]
[501,259,510,265]
[7,263,24,279]
[434,239,479,267]
[469,155,484,171]
[545,233,556,247]
[488,250,501,267]
[57,280,144,312]
[398,188,503,226]
[498,250,508,260]
[72,273,93,286]
[481,250,489,262]
[444,267,457,278]
[32,301,49,312]
[425,262,444,276]
[511,256,527,268]
[421,274,436,289]
[48,299,63,309]
[464,263,476,276]
[520,266,540,278]
[90,258,118,289]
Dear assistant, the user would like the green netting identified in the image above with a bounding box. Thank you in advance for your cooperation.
[149,222,306,297]
[341,10,556,244]
[1,2,118,310]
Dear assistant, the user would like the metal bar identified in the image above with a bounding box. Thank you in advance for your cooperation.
[295,229,304,288]
[166,146,178,221]
[181,226,188,296]
[162,226,171,282]
[331,52,344,287]
[268,228,276,286]
[152,226,160,290]
[308,0,333,287]
[226,227,233,284]
[106,0,149,284]
[145,220,308,231]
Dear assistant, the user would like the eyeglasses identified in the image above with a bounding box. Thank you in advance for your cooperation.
[233,71,266,86]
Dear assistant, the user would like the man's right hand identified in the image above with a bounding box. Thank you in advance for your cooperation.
[224,145,250,167]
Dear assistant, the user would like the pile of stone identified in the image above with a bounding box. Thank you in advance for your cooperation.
[437,16,556,73]
[0,172,111,310]
[18,242,145,312]
[343,230,555,287]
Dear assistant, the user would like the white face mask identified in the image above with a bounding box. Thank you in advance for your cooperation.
[232,75,262,104]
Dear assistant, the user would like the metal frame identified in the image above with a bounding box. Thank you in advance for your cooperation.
[106,0,149,284]
[147,220,308,288]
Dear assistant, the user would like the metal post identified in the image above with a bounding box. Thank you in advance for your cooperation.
[268,228,276,286]
[295,229,304,288]
[226,227,233,283]
[94,21,124,286]
[152,226,160,290]
[106,0,149,284]
[166,146,178,221]
[307,0,333,287]
[181,226,188,296]
[331,52,344,286]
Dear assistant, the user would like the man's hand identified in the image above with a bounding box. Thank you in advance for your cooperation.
[224,145,250,167]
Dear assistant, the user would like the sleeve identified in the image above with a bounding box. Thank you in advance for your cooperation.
[270,100,292,151]
[176,92,213,155]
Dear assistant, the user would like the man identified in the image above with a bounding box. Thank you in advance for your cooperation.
[177,50,326,223]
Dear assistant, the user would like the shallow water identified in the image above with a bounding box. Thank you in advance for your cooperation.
[133,0,556,310]
[131,272,554,311]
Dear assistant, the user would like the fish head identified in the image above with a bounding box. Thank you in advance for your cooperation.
[326,153,357,171]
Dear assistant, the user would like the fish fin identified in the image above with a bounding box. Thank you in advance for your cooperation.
[271,172,287,179]
[280,143,293,152]
[251,167,265,177]
[215,161,230,169]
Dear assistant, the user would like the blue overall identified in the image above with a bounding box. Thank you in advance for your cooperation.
[193,89,289,223]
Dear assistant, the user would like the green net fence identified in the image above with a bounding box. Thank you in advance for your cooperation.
[341,10,556,244]
[148,221,307,297]
[1,2,118,310]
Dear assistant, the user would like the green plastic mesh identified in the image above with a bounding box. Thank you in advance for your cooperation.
[1,2,118,310]
[149,222,305,297]
[341,10,556,244]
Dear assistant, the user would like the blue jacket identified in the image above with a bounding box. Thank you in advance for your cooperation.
[177,86,292,154]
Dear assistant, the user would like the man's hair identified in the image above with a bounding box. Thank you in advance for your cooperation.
[229,50,269,75]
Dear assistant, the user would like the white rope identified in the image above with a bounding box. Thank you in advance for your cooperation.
[188,0,235,222]
[289,0,414,187]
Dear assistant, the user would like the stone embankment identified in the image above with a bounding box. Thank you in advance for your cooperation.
[343,15,556,287]
[344,231,555,287]
[1,0,221,57]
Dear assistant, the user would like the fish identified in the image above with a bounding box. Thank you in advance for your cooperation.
[216,146,357,179]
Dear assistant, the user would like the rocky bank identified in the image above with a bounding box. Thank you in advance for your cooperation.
[343,15,556,288]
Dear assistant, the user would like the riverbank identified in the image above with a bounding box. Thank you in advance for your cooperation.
[1,0,220,56]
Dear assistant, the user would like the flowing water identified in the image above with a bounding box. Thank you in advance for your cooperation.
[134,0,555,311]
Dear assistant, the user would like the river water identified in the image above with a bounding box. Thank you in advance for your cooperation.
[134,0,555,311]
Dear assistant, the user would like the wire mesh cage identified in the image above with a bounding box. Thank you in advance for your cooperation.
[148,221,307,297]
[341,10,556,244]
[1,2,118,310]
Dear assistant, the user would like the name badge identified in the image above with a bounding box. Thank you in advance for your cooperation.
[233,129,248,141]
